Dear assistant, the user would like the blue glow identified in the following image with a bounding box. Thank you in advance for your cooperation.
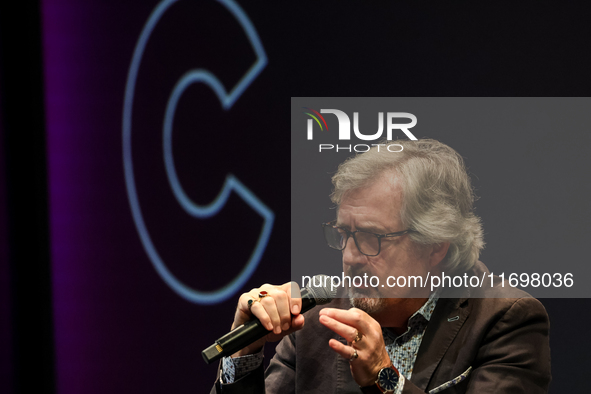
[123,0,273,305]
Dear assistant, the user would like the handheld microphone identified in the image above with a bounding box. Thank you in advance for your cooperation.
[202,274,336,364]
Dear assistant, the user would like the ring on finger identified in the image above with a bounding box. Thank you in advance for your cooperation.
[352,329,363,343]
[247,298,260,310]
[349,349,358,362]
[259,291,269,299]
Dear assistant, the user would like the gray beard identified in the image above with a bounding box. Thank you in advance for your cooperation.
[347,288,386,315]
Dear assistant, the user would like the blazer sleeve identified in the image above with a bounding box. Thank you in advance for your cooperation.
[210,333,297,394]
[264,332,297,394]
[462,297,551,393]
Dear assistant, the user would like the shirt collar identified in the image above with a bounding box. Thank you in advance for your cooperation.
[414,289,440,322]
[382,290,440,343]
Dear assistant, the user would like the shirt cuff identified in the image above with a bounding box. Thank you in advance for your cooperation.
[220,348,264,384]
[394,374,406,394]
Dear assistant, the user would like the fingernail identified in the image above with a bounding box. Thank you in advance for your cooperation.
[293,304,300,314]
[283,323,289,330]
[267,323,273,331]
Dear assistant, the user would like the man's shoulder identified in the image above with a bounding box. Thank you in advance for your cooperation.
[461,260,537,299]
[451,261,548,322]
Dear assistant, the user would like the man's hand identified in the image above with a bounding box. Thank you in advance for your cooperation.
[231,282,305,357]
[319,307,392,387]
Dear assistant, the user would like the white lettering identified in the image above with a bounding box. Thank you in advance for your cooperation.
[321,109,351,140]
[387,112,418,140]
[301,276,311,288]
[353,276,363,287]
[353,112,383,140]
[387,144,403,152]
[331,276,341,292]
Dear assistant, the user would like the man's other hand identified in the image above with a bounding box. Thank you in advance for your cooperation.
[319,307,392,387]
[231,282,305,357]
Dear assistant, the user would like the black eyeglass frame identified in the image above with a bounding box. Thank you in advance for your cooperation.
[322,220,416,257]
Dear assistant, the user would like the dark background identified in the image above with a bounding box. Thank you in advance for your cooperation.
[1,1,590,393]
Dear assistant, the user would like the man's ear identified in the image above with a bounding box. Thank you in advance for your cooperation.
[429,242,450,267]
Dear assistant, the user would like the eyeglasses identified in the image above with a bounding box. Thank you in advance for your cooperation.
[322,220,416,256]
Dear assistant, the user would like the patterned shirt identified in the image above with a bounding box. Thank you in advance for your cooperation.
[385,292,439,393]
[221,292,439,393]
[221,349,265,384]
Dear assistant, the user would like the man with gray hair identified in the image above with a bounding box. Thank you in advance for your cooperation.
[212,139,551,393]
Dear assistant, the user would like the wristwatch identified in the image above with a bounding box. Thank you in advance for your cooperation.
[361,364,400,393]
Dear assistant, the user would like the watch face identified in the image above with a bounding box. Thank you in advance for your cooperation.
[378,368,399,391]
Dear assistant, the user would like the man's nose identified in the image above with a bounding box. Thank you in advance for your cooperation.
[342,236,367,267]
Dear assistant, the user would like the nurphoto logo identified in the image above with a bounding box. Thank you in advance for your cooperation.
[302,108,418,152]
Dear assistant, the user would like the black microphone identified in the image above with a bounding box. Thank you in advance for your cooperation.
[202,274,337,364]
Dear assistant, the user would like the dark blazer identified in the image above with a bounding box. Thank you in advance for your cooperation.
[212,262,551,393]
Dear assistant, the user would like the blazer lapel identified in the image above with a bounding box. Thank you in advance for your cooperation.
[409,296,470,392]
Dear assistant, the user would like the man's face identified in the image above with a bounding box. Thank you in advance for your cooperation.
[336,173,435,315]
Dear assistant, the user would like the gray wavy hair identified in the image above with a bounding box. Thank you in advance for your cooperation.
[331,139,484,273]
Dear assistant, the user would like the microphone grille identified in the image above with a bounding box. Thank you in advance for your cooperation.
[306,274,338,305]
